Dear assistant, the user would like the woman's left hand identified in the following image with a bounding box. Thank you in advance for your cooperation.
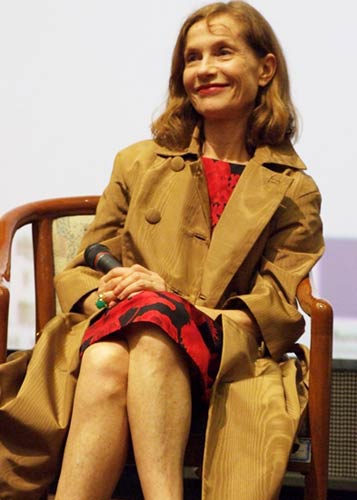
[98,264,167,307]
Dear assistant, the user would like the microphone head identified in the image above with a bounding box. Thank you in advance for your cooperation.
[84,243,111,269]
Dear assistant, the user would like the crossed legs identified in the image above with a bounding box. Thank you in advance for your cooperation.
[55,323,192,500]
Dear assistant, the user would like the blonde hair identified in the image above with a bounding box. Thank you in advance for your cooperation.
[152,1,297,152]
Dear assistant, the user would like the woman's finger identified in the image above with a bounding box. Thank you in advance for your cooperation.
[97,265,166,305]
[115,271,166,298]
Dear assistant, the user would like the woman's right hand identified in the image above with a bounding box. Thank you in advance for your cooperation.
[98,264,167,308]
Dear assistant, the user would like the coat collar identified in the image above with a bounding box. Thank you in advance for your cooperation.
[155,127,307,171]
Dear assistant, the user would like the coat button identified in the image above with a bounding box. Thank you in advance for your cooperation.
[145,208,161,224]
[170,157,185,171]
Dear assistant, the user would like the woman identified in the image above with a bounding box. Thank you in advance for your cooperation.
[0,2,323,499]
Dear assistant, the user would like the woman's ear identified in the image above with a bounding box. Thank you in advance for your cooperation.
[258,53,277,87]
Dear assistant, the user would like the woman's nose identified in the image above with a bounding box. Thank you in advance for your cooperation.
[197,56,216,77]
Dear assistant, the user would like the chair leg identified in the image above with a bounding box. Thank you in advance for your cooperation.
[303,464,327,500]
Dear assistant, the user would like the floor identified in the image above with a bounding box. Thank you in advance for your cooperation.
[113,467,357,499]
[48,469,357,499]
[49,486,357,500]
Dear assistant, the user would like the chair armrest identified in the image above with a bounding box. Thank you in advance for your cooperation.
[296,276,333,487]
[0,205,28,362]
[296,276,333,378]
[0,286,9,363]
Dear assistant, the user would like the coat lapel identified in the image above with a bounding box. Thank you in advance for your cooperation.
[199,157,294,306]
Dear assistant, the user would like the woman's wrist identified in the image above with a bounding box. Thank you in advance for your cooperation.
[73,290,98,316]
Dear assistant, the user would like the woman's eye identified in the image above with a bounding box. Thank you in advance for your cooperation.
[218,47,233,56]
[185,52,199,64]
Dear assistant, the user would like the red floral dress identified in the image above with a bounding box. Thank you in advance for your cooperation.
[80,157,245,401]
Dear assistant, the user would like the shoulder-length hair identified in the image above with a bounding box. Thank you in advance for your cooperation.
[152,1,298,152]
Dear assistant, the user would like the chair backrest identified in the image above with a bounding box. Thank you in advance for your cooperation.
[0,196,99,360]
[52,214,94,312]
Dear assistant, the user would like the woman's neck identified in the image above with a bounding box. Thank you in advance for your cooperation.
[202,119,251,163]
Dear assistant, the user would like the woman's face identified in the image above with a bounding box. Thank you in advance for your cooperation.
[182,14,275,126]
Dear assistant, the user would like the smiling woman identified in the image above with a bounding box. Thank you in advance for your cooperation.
[182,15,276,161]
[0,2,324,500]
[152,2,297,157]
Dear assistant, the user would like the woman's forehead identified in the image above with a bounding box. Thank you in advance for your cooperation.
[185,14,244,45]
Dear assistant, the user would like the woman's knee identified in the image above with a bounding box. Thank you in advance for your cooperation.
[80,339,129,400]
[125,324,188,372]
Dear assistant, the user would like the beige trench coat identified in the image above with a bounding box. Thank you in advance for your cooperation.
[0,133,324,499]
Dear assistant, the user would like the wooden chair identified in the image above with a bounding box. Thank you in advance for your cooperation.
[0,196,333,499]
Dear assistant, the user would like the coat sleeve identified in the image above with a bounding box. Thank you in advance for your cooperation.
[54,150,132,313]
[241,173,324,357]
[198,171,324,360]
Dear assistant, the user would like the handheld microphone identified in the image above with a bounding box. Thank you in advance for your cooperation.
[84,243,121,273]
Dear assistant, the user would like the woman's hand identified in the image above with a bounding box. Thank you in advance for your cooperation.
[98,264,167,308]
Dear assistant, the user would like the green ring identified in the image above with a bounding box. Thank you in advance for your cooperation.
[96,297,108,309]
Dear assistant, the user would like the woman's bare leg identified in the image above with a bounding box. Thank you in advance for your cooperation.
[125,323,192,500]
[55,339,130,500]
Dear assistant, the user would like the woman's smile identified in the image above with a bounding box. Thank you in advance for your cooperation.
[196,83,229,96]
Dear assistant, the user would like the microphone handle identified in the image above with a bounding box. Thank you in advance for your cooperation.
[95,252,122,273]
